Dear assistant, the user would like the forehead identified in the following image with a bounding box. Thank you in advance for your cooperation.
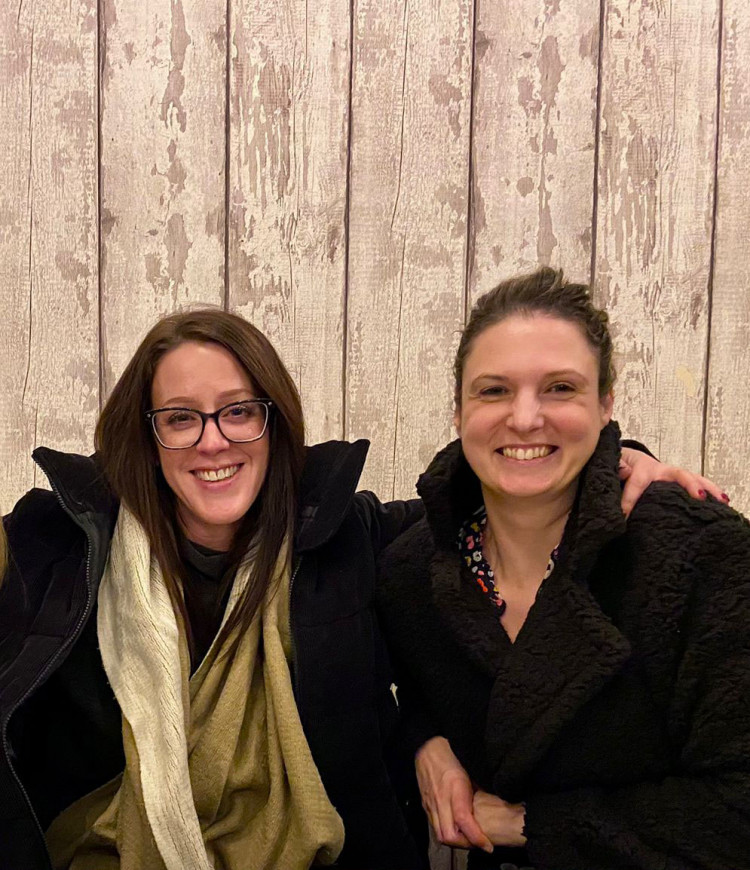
[464,313,598,374]
[151,340,253,399]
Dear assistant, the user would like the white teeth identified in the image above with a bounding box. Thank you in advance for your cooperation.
[195,465,240,482]
[501,446,552,461]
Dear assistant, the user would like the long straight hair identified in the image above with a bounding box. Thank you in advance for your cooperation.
[95,309,305,654]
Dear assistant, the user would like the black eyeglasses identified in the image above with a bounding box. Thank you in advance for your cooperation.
[146,399,273,449]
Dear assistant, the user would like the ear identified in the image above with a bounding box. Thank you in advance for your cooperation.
[453,405,462,438]
[600,390,614,428]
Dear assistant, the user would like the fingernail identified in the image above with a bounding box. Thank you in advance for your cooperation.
[722,492,731,502]
[698,489,706,498]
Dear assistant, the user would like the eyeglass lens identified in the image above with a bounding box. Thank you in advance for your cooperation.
[152,402,268,448]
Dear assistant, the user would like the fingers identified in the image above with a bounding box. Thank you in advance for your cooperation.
[620,470,649,518]
[679,472,728,505]
[415,736,492,852]
[621,465,731,517]
[454,802,494,853]
[429,774,486,850]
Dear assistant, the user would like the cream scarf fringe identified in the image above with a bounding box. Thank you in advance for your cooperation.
[46,505,344,870]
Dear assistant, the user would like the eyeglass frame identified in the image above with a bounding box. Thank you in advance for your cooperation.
[145,398,274,450]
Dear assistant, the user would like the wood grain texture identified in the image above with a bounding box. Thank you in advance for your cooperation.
[594,0,718,465]
[227,0,349,444]
[705,0,750,515]
[99,0,226,394]
[346,0,473,499]
[469,0,600,298]
[0,0,99,509]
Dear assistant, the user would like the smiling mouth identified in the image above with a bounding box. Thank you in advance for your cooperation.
[498,446,555,461]
[193,464,241,482]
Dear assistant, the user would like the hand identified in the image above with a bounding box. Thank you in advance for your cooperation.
[619,447,728,518]
[415,736,493,852]
[472,789,527,848]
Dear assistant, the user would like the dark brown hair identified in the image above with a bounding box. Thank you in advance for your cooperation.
[454,266,615,404]
[95,309,305,655]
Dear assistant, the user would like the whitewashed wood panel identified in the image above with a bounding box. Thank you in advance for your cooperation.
[0,0,99,509]
[705,1,750,516]
[346,0,472,500]
[99,0,225,394]
[469,0,600,298]
[594,0,718,467]
[227,0,349,444]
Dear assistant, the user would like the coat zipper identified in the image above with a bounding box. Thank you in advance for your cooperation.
[1,460,97,866]
[289,556,302,697]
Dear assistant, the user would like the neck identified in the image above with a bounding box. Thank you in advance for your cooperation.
[481,486,575,592]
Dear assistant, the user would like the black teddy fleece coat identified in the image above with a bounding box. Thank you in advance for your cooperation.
[377,421,750,870]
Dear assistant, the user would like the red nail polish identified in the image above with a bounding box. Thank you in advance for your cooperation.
[722,492,730,502]
[698,490,707,498]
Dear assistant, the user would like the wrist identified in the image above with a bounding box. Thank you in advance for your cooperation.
[507,802,527,847]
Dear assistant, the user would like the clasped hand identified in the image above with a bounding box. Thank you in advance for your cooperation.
[415,736,526,852]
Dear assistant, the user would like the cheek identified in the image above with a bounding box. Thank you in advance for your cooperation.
[459,406,502,440]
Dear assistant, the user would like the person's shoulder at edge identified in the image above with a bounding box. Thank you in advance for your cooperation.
[626,478,746,531]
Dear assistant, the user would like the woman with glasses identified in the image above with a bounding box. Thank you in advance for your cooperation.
[0,308,721,870]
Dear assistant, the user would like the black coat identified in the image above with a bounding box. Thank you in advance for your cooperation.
[0,440,428,870]
[377,422,750,870]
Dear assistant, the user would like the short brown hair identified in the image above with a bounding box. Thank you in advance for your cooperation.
[454,266,615,405]
[95,309,305,655]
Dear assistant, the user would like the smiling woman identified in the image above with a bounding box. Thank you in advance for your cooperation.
[377,267,750,870]
[0,308,428,870]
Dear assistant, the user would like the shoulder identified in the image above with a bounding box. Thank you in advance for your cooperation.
[626,483,750,595]
[5,486,75,544]
[4,486,87,578]
[627,481,747,544]
[378,516,434,596]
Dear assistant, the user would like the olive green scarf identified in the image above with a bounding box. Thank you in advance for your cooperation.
[46,505,344,870]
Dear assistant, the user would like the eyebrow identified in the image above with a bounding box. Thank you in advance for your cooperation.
[470,369,591,385]
[155,389,256,407]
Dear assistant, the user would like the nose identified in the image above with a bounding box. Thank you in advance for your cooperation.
[508,390,543,432]
[196,417,231,453]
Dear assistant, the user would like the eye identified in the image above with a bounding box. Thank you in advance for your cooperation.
[221,402,261,422]
[165,410,199,428]
[547,383,576,394]
[478,385,509,398]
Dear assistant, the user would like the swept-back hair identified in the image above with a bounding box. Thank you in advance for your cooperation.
[454,266,616,405]
[95,309,305,655]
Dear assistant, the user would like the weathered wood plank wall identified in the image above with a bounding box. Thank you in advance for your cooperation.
[4,0,747,519]
[706,0,750,512]
[1,0,749,866]
[1,0,99,498]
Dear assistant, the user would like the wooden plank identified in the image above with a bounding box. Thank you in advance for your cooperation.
[227,0,349,444]
[346,0,473,499]
[594,0,718,467]
[705,0,750,515]
[100,0,226,393]
[469,0,601,298]
[0,0,99,509]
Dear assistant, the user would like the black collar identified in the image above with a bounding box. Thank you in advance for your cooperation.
[32,439,371,555]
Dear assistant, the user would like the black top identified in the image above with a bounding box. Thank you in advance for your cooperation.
[180,538,231,670]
